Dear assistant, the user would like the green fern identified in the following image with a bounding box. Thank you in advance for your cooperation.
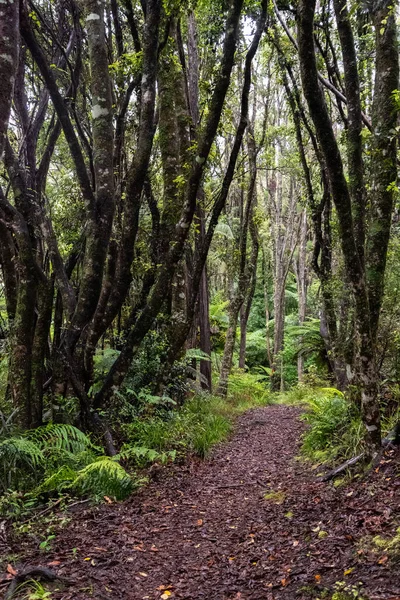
[0,437,44,492]
[26,424,95,454]
[37,465,77,493]
[0,437,44,468]
[118,444,176,466]
[72,457,133,500]
[213,221,234,239]
[185,348,211,362]
[0,423,140,502]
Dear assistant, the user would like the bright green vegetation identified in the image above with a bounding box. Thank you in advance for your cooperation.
[13,580,53,600]
[281,385,400,466]
[0,372,271,518]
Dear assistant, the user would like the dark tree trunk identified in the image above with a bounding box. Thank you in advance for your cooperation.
[238,219,259,369]
[93,0,245,410]
[297,0,399,452]
[0,0,19,159]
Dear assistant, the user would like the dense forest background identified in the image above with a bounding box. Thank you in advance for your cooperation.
[1,0,400,506]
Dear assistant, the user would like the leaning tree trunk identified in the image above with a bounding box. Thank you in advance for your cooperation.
[217,120,262,397]
[238,127,260,370]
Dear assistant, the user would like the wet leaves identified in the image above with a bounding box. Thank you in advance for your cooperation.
[4,406,400,600]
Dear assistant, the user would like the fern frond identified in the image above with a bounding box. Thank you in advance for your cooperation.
[0,437,44,469]
[26,424,95,454]
[118,445,176,466]
[72,457,133,500]
[36,465,77,494]
[214,222,234,239]
[185,348,211,362]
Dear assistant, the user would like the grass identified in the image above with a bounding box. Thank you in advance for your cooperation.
[123,371,273,459]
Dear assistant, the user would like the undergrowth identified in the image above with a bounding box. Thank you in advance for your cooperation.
[123,372,272,459]
[0,371,271,516]
[280,384,400,466]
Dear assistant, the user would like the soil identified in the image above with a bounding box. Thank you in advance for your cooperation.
[2,404,400,600]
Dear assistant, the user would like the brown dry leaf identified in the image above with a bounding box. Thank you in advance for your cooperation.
[104,496,113,504]
[378,555,388,565]
[197,519,203,526]
[47,560,61,566]
[7,564,17,577]
[150,545,159,552]
[281,578,289,587]
[314,574,321,583]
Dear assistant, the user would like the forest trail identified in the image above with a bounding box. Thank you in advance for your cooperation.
[7,405,400,600]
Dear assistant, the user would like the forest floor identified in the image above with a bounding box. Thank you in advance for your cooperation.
[3,404,400,600]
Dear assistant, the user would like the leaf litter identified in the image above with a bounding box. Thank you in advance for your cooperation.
[2,405,400,599]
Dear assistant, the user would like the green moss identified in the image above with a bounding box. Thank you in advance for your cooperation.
[373,527,400,557]
[263,489,286,504]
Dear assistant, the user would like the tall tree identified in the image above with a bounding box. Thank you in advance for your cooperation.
[297,0,399,451]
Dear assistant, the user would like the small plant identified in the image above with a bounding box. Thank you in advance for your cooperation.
[15,579,53,600]
[0,424,136,507]
[191,413,231,458]
[226,370,272,407]
[332,581,366,599]
[39,534,56,552]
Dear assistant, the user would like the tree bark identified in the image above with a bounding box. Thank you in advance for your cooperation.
[0,0,19,159]
[297,0,382,451]
[93,0,245,410]
[366,2,399,342]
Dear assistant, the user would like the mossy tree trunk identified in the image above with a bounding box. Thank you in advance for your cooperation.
[297,0,399,452]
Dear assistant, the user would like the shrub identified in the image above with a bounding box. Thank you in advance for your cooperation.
[123,388,271,460]
[191,413,231,458]
[300,390,363,462]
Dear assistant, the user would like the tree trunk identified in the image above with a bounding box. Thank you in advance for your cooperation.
[294,210,308,382]
[298,0,385,451]
[0,0,19,159]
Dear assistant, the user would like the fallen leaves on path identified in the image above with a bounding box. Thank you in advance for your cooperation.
[4,405,400,599]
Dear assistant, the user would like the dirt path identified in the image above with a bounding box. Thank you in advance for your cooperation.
[5,405,400,599]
